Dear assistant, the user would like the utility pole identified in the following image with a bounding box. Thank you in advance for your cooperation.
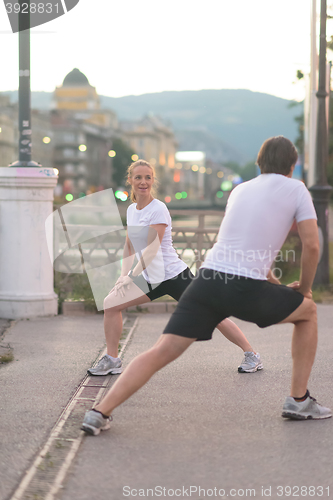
[309,0,332,285]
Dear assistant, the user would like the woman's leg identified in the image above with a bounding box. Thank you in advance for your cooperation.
[216,318,255,353]
[103,283,152,358]
[95,334,195,415]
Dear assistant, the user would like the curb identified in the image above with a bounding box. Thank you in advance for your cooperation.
[62,301,176,316]
[126,302,177,314]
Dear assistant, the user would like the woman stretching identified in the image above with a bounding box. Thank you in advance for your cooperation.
[87,160,262,377]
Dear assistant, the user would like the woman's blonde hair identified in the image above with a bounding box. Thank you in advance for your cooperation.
[126,160,158,202]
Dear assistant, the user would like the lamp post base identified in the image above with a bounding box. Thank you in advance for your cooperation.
[0,293,58,320]
[0,167,59,320]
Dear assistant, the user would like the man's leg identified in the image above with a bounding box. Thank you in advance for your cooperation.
[94,334,195,416]
[278,297,317,398]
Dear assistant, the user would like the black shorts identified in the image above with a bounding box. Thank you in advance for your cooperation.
[132,267,194,301]
[163,268,304,341]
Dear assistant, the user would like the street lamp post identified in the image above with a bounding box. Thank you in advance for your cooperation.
[10,0,40,167]
[309,0,333,285]
[0,0,58,319]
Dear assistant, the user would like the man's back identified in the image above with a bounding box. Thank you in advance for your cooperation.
[202,174,316,279]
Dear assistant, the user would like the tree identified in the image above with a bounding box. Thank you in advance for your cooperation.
[111,138,135,187]
[240,161,257,181]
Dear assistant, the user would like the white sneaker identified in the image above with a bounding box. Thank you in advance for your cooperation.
[81,409,112,435]
[238,352,263,373]
[282,394,332,420]
[87,355,122,376]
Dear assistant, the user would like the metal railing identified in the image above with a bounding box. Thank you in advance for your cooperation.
[53,208,224,274]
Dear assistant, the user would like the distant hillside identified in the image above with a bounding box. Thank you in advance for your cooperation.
[3,89,302,164]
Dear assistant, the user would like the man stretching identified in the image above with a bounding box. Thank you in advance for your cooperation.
[82,136,331,435]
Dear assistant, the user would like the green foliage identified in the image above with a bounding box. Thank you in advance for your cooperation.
[328,94,333,187]
[240,161,257,181]
[274,234,302,284]
[296,70,304,80]
[224,160,257,181]
[293,112,304,156]
[111,138,135,187]
[54,272,96,313]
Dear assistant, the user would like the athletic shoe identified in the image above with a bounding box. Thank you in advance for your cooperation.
[81,409,112,436]
[282,394,332,420]
[238,352,263,373]
[87,355,122,376]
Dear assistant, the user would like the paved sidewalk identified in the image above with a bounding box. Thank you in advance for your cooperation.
[62,307,333,500]
[1,307,333,500]
[0,315,106,500]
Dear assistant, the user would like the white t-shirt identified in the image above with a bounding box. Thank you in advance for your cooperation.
[126,199,187,283]
[202,174,317,280]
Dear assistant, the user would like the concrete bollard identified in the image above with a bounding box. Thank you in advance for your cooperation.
[0,167,58,319]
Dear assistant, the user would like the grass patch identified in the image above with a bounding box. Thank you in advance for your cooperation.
[0,351,14,363]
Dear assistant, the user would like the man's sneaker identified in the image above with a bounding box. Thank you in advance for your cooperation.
[81,409,112,436]
[87,355,122,376]
[238,352,263,373]
[282,394,332,420]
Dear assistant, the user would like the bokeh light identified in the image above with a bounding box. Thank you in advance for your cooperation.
[199,167,206,174]
[43,136,51,144]
[181,191,188,199]
[221,180,233,191]
[175,192,182,200]
[65,193,74,202]
[108,150,116,157]
[53,168,59,176]
[131,154,139,161]
[78,144,87,152]
[165,196,172,203]
[191,165,199,172]
[217,171,224,178]
[115,190,128,201]
[216,191,224,198]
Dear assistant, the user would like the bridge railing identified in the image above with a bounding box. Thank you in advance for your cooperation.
[53,208,224,275]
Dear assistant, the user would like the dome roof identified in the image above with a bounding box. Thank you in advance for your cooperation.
[63,68,90,86]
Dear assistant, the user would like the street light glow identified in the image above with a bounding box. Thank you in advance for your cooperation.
[43,136,51,144]
[79,144,87,152]
[108,150,116,157]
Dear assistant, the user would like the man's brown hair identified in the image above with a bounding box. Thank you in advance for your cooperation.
[256,136,298,175]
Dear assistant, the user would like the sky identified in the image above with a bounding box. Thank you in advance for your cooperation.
[0,0,330,102]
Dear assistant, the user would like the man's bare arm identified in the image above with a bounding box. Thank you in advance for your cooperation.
[295,219,320,298]
[267,269,281,285]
